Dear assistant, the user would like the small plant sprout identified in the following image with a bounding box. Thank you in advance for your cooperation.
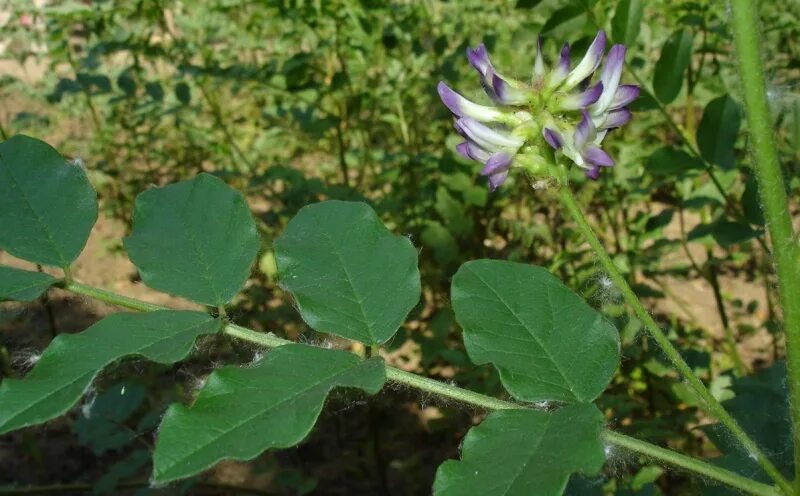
[438,31,639,189]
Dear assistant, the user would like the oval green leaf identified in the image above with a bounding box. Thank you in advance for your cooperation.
[0,265,57,301]
[0,135,97,268]
[153,344,385,484]
[0,311,219,434]
[452,260,619,403]
[433,403,606,496]
[653,30,693,104]
[612,0,644,46]
[697,95,741,170]
[124,173,260,306]
[274,201,421,345]
[712,220,761,248]
[645,146,704,177]
[541,5,585,34]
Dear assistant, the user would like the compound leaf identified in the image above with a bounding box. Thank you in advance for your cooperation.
[653,30,693,104]
[0,135,97,268]
[124,174,260,306]
[274,201,421,345]
[434,403,606,496]
[0,265,57,301]
[452,260,619,403]
[153,344,385,484]
[0,311,219,434]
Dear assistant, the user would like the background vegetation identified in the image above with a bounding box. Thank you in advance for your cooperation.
[1,0,799,494]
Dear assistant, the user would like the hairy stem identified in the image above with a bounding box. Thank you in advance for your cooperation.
[730,0,800,489]
[603,431,780,496]
[60,278,776,494]
[557,181,792,494]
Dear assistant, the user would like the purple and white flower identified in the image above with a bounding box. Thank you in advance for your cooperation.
[437,30,638,190]
[543,111,614,179]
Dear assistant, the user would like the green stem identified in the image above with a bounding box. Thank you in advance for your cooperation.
[224,323,290,348]
[384,367,519,411]
[603,431,780,496]
[58,279,775,495]
[707,256,747,376]
[62,280,163,312]
[731,0,800,489]
[557,181,793,494]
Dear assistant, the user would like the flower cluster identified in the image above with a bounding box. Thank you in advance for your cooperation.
[438,31,639,190]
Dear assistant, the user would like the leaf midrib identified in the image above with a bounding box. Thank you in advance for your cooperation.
[468,267,578,400]
[502,413,551,495]
[157,358,369,479]
[320,227,374,343]
[1,161,68,267]
[180,180,223,305]
[2,274,54,299]
[0,316,213,431]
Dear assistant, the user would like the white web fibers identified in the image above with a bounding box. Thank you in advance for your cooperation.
[384,377,467,413]
[80,387,98,419]
[11,349,42,372]
[296,334,337,350]
[601,439,637,479]
[530,178,555,191]
[587,270,623,307]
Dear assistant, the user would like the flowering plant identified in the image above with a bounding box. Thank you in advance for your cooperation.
[0,2,799,496]
[439,31,639,188]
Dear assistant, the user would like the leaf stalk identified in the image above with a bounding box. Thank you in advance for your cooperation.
[61,279,780,495]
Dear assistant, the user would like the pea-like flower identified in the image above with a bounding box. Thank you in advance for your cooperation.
[438,31,638,190]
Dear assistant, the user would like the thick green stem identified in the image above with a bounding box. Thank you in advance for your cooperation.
[384,367,520,411]
[730,0,800,489]
[58,279,777,494]
[62,280,164,312]
[558,183,793,494]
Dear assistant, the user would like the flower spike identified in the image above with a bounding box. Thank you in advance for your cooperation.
[439,29,637,189]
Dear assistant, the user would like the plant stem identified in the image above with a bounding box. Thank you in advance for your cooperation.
[706,256,747,376]
[59,279,776,495]
[384,367,519,410]
[603,431,780,496]
[731,0,800,489]
[62,280,164,312]
[557,182,793,494]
